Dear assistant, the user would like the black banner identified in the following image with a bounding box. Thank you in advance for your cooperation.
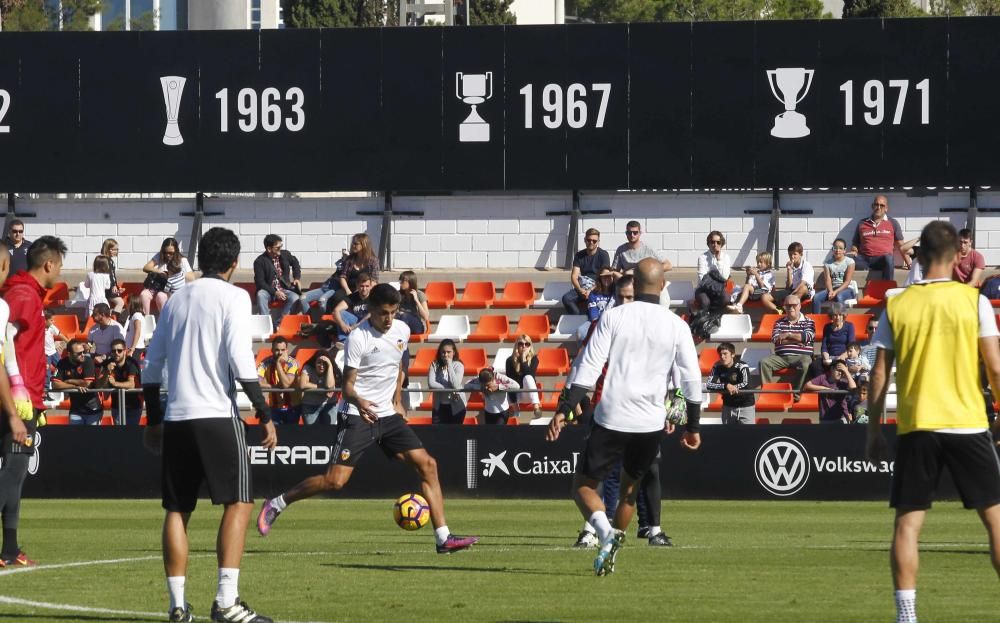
[19,425,959,501]
[0,19,998,192]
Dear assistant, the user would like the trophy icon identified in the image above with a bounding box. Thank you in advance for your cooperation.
[456,72,492,143]
[766,68,814,139]
[160,75,186,147]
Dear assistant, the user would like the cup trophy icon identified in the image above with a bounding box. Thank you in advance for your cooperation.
[456,72,492,143]
[160,76,186,147]
[766,68,814,139]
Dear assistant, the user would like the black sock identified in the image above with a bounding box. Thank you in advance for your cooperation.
[1,528,18,558]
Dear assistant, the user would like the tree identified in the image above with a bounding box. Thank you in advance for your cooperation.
[58,0,101,30]
[1,0,49,30]
[573,0,827,21]
[842,0,923,16]
[470,0,516,24]
[105,8,158,30]
[282,0,397,27]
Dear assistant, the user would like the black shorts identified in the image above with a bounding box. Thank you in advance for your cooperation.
[891,431,1000,511]
[579,424,663,482]
[331,412,424,467]
[162,418,252,513]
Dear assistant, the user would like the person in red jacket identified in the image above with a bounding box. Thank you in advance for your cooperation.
[0,235,66,567]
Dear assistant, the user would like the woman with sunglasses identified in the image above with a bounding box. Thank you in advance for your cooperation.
[695,230,732,311]
[140,238,194,316]
[505,335,542,420]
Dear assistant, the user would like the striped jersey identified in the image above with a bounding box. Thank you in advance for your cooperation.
[771,315,815,357]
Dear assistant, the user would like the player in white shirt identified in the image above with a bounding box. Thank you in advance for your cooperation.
[142,227,278,623]
[548,258,704,576]
[257,284,480,554]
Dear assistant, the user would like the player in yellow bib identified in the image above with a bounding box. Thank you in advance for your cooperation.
[867,221,1000,623]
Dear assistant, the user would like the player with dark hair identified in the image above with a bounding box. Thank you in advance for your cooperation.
[0,235,66,567]
[142,227,278,623]
[867,220,1000,623]
[257,283,479,554]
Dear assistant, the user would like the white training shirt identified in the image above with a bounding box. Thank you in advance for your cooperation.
[573,297,703,433]
[0,299,19,377]
[143,277,258,422]
[337,318,410,418]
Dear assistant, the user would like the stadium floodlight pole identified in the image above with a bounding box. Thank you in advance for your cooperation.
[180,192,224,271]
[357,191,424,272]
[544,190,611,269]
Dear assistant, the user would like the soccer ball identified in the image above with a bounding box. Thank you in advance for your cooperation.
[393,493,430,531]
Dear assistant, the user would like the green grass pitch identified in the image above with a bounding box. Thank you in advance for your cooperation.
[1,499,997,622]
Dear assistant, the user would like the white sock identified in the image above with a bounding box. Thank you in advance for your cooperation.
[589,511,613,543]
[581,521,596,535]
[273,494,287,512]
[434,526,450,546]
[895,589,917,623]
[216,568,240,609]
[649,526,662,537]
[166,576,185,610]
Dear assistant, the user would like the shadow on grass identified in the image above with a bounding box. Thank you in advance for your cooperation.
[923,548,989,556]
[0,615,159,622]
[323,561,548,576]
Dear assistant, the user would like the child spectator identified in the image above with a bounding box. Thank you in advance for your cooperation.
[804,360,856,423]
[44,310,68,392]
[505,335,542,419]
[464,367,519,425]
[763,242,814,311]
[844,341,869,382]
[100,239,125,314]
[586,266,616,321]
[123,298,146,358]
[397,270,430,335]
[811,238,856,313]
[427,339,467,424]
[705,342,755,424]
[850,381,869,424]
[728,251,776,314]
[86,255,112,316]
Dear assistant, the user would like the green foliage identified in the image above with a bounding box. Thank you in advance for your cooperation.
[471,0,517,24]
[104,8,157,31]
[1,0,49,30]
[928,0,1000,14]
[58,0,101,30]
[842,0,924,17]
[573,0,829,21]
[281,0,398,27]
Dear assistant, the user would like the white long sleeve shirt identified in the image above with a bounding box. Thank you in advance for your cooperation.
[697,250,732,281]
[572,294,703,433]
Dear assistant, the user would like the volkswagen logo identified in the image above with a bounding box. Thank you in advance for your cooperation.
[755,436,810,496]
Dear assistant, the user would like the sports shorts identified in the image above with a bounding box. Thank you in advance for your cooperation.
[578,423,663,483]
[330,412,424,467]
[162,417,252,513]
[891,431,1000,511]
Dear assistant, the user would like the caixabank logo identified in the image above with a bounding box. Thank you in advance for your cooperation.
[465,440,579,489]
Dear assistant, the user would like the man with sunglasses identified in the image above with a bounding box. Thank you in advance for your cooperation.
[2,221,29,276]
[612,221,671,278]
[563,228,610,315]
[97,338,142,426]
[52,338,102,426]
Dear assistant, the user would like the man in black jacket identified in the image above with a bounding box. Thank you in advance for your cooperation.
[705,342,755,424]
[253,234,302,327]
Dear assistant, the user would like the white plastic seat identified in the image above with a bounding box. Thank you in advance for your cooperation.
[709,314,753,342]
[235,389,252,410]
[492,347,513,370]
[427,315,471,342]
[664,281,696,307]
[884,287,905,298]
[44,392,64,410]
[405,382,423,411]
[529,416,553,425]
[885,383,897,412]
[738,347,772,374]
[65,281,89,309]
[141,314,157,342]
[550,314,589,341]
[844,280,860,307]
[534,281,573,308]
[249,315,274,342]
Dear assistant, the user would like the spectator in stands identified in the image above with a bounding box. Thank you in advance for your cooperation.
[397,271,430,335]
[811,238,856,313]
[809,303,855,379]
[300,254,347,313]
[954,228,986,286]
[706,342,755,424]
[848,195,904,280]
[85,255,112,316]
[695,230,732,311]
[100,239,124,314]
[337,233,380,294]
[87,303,125,364]
[123,298,146,358]
[728,251,777,314]
[586,266,616,321]
[844,341,869,383]
[563,228,611,315]
[428,339,467,425]
[505,334,542,420]
[851,381,869,423]
[464,367,519,425]
[52,338,102,425]
[804,360,856,423]
[331,273,373,342]
[859,316,879,375]
[140,237,193,316]
[253,234,302,327]
[257,336,300,425]
[3,219,29,275]
[612,220,671,277]
[759,294,815,400]
[44,310,68,392]
[296,352,340,426]
[97,338,143,425]
[762,242,814,311]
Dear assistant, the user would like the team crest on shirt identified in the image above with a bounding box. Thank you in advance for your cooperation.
[396,339,405,351]
[340,449,351,461]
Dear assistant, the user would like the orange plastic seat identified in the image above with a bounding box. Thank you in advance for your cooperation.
[856,280,898,308]
[452,282,495,309]
[705,393,723,412]
[407,417,433,426]
[43,282,69,308]
[806,314,831,340]
[419,394,434,410]
[45,414,70,425]
[844,313,874,341]
[539,382,564,411]
[255,348,273,366]
[788,392,820,412]
[467,315,510,343]
[467,391,485,410]
[535,348,570,375]
[80,316,97,341]
[751,314,780,342]
[51,314,81,341]
[756,382,794,412]
[781,417,813,424]
[425,282,457,309]
[458,348,488,374]
[755,417,770,424]
[408,348,437,376]
[292,348,318,365]
[120,282,145,298]
[698,348,720,375]
[493,281,536,309]
[513,314,550,342]
[270,314,310,340]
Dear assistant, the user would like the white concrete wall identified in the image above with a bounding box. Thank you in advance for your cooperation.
[22,191,994,272]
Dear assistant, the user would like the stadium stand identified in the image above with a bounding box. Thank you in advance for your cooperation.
[452,281,496,309]
[513,314,550,342]
[428,315,472,342]
[467,315,511,342]
[493,281,536,308]
[424,281,458,309]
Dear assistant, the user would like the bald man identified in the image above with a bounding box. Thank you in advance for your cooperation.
[758,293,816,400]
[850,195,904,281]
[548,258,703,576]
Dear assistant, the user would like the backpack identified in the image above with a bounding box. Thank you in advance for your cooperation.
[981,275,1000,301]
[688,309,722,341]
